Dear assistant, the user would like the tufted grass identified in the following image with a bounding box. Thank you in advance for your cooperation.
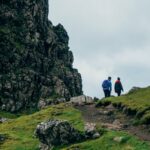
[0,103,150,150]
[62,130,150,150]
[0,104,84,150]
[96,87,150,124]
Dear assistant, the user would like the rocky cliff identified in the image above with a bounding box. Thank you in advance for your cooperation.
[0,0,82,112]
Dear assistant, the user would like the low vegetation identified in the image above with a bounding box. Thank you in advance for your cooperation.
[96,87,150,124]
[0,101,150,150]
[64,131,150,150]
[0,104,84,150]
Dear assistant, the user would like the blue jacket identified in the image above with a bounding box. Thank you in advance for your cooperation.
[102,80,112,91]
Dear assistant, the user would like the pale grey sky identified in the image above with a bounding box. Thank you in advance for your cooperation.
[48,0,150,98]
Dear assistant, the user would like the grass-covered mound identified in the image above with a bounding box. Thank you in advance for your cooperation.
[0,104,84,150]
[64,131,149,150]
[96,87,150,124]
[0,103,150,150]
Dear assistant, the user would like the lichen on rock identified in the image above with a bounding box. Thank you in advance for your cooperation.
[35,120,84,149]
[0,0,83,112]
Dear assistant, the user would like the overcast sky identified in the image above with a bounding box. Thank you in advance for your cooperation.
[48,0,150,98]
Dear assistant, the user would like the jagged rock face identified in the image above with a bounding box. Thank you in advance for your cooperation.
[0,0,82,112]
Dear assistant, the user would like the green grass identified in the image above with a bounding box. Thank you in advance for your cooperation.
[0,103,150,150]
[64,131,150,150]
[0,111,19,119]
[97,87,150,124]
[0,104,84,150]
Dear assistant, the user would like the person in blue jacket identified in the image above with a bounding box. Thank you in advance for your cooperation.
[102,77,112,98]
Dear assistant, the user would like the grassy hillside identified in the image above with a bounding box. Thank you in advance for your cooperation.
[97,87,150,124]
[64,131,149,150]
[0,102,150,150]
[0,104,84,150]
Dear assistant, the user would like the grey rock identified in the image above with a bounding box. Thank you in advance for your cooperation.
[113,136,127,143]
[70,95,94,105]
[84,123,100,139]
[0,134,6,143]
[38,98,66,109]
[0,0,83,112]
[0,118,8,123]
[38,99,47,109]
[92,132,100,139]
[39,143,50,150]
[35,120,84,150]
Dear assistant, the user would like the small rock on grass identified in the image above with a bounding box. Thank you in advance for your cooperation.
[0,117,8,123]
[113,136,128,143]
[0,134,7,143]
[85,122,101,139]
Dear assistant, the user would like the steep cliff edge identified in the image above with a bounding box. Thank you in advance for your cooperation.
[0,0,82,112]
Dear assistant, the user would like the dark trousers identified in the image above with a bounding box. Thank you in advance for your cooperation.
[104,90,111,98]
[116,91,121,96]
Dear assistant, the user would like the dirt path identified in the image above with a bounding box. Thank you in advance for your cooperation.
[75,104,150,141]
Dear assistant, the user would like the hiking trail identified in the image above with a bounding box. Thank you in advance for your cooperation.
[75,104,150,141]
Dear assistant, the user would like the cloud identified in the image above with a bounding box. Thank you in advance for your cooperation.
[49,0,150,98]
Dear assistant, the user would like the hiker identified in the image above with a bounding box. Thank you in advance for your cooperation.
[114,77,124,96]
[102,77,112,98]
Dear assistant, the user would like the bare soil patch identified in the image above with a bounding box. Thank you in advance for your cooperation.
[75,104,150,141]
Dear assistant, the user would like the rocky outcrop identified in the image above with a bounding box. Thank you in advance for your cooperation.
[37,98,66,109]
[35,120,84,150]
[0,0,82,112]
[35,120,101,150]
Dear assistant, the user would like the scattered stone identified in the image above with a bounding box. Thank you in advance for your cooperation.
[113,136,127,143]
[35,120,84,150]
[105,104,115,110]
[55,98,66,104]
[92,132,101,139]
[38,99,47,109]
[85,122,96,132]
[85,122,100,139]
[70,95,94,106]
[38,98,66,109]
[0,134,6,143]
[102,123,122,130]
[39,143,50,150]
[98,110,113,116]
[0,117,8,123]
[113,119,121,126]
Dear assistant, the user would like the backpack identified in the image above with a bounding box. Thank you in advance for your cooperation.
[102,80,109,89]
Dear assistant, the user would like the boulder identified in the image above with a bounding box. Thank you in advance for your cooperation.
[35,120,84,150]
[84,123,100,139]
[70,95,94,105]
[0,117,8,123]
[113,136,128,143]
